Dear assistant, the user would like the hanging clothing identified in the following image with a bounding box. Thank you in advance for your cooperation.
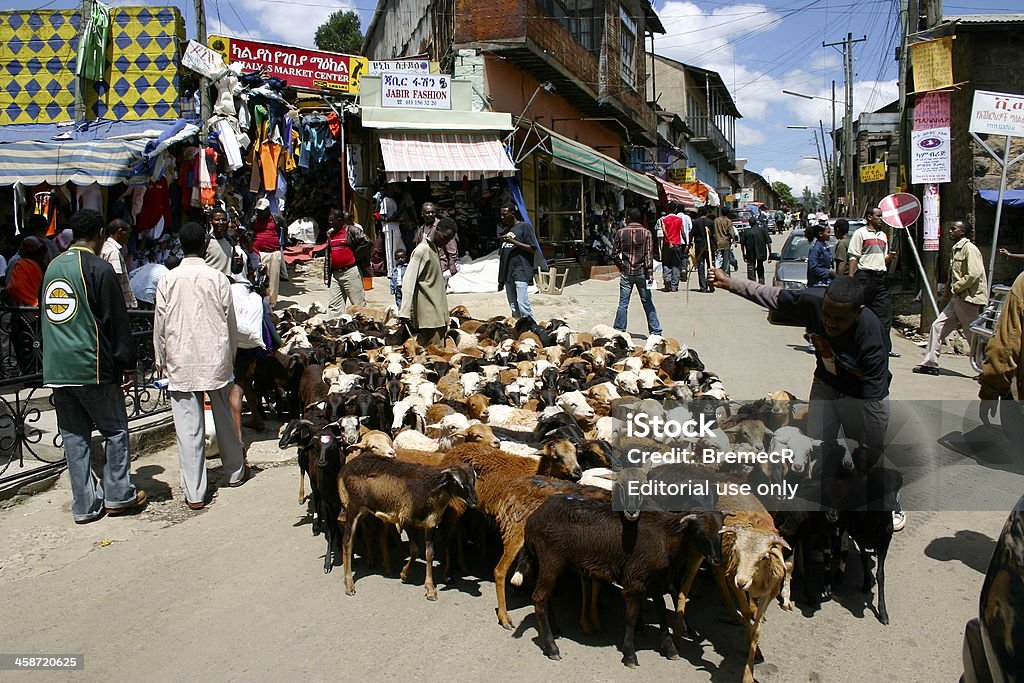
[75,0,110,81]
[215,119,243,171]
[77,184,103,213]
[136,178,171,235]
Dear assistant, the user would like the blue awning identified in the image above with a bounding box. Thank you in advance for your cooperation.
[0,118,193,143]
[0,138,149,186]
[979,190,1024,208]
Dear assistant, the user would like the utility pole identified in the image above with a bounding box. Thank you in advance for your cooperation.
[75,0,97,122]
[194,0,211,127]
[831,80,838,214]
[819,120,832,210]
[825,33,867,216]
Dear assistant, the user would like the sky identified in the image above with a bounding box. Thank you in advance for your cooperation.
[26,0,1019,194]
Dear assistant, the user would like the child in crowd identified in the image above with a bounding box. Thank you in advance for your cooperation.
[390,248,408,308]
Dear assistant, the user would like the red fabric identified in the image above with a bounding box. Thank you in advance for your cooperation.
[329,227,356,269]
[662,214,683,246]
[135,178,171,233]
[6,258,42,306]
[252,214,280,253]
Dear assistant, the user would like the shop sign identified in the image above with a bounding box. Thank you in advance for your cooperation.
[735,188,754,203]
[969,89,1024,138]
[380,74,451,110]
[209,35,367,94]
[684,167,697,182]
[911,36,953,92]
[910,128,951,184]
[859,162,886,183]
[369,60,430,76]
[182,40,225,79]
[665,168,687,183]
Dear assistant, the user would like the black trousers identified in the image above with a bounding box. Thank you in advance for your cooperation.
[856,269,893,352]
[746,259,765,284]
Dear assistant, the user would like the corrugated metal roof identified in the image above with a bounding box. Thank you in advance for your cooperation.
[943,13,1024,24]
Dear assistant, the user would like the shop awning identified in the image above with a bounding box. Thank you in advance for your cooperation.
[681,180,721,207]
[379,132,516,182]
[650,175,697,208]
[542,126,658,199]
[979,189,1024,208]
[0,138,149,186]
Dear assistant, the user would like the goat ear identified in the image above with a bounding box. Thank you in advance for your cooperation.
[771,535,792,551]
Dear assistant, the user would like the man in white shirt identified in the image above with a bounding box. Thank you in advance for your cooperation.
[129,255,178,308]
[154,223,247,510]
[101,219,138,309]
[379,185,405,276]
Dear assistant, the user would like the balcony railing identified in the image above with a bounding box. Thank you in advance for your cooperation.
[685,114,735,164]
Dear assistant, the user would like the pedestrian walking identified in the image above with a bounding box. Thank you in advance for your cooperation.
[692,207,715,293]
[979,270,1024,401]
[740,215,771,285]
[806,222,835,288]
[390,248,408,309]
[497,203,537,320]
[659,203,684,291]
[154,222,248,510]
[399,218,456,347]
[204,208,233,277]
[42,209,146,523]
[849,207,899,357]
[101,219,138,309]
[325,208,368,318]
[613,207,662,335]
[379,185,405,275]
[915,220,988,375]
[415,202,460,285]
[251,197,283,306]
[833,219,852,276]
[713,209,736,275]
[709,268,904,531]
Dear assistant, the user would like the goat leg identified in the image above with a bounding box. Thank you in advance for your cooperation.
[875,537,891,625]
[494,541,520,630]
[620,591,641,668]
[532,573,561,660]
[742,594,772,683]
[860,547,875,593]
[673,551,703,639]
[343,511,363,596]
[579,579,601,635]
[401,532,419,584]
[424,527,438,601]
[655,585,681,661]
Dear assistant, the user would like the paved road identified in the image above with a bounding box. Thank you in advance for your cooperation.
[1,263,1017,682]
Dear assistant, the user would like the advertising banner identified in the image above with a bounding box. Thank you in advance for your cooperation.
[911,37,953,92]
[914,91,951,130]
[923,184,940,251]
[209,35,367,94]
[182,40,226,79]
[380,73,451,109]
[368,59,430,76]
[911,128,951,184]
[969,89,1024,138]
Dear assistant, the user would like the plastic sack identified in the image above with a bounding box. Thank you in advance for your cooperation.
[287,217,318,244]
[232,283,266,350]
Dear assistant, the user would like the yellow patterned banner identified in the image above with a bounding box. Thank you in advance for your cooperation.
[911,37,953,92]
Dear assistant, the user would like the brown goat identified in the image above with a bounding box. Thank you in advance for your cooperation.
[441,440,583,629]
[338,455,478,600]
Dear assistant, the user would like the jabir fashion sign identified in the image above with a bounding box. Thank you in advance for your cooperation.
[208,35,368,94]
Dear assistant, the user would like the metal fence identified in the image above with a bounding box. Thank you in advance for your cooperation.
[0,305,170,490]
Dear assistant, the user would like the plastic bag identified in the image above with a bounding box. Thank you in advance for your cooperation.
[286,217,318,244]
[231,283,265,349]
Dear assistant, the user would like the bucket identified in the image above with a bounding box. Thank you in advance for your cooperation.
[362,276,373,290]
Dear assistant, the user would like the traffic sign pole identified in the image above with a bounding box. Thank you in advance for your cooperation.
[879,192,940,319]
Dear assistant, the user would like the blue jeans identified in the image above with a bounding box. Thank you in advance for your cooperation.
[504,280,534,320]
[614,274,662,335]
[53,384,137,522]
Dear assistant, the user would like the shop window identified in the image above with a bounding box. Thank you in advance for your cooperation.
[619,6,637,91]
[536,159,584,243]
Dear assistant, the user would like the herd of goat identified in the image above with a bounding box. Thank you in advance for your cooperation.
[263,303,901,683]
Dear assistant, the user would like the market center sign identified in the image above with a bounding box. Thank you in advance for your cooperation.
[381,74,451,110]
[209,35,368,94]
[969,90,1024,138]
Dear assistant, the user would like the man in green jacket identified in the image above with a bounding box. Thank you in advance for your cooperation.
[914,220,988,375]
[41,209,146,523]
[399,218,456,347]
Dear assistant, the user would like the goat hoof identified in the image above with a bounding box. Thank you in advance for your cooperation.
[622,655,639,668]
[878,611,890,625]
[546,653,561,661]
[426,590,438,601]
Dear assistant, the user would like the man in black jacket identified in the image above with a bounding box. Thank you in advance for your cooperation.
[691,207,716,293]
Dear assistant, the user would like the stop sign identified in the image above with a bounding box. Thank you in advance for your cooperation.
[878,192,922,229]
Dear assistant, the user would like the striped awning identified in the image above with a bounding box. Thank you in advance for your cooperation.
[650,175,697,209]
[0,138,148,186]
[379,132,516,182]
[545,127,658,199]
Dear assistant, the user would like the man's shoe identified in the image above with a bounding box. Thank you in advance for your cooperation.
[75,510,106,525]
[187,500,206,510]
[912,365,940,376]
[105,490,147,516]
[889,351,901,358]
[228,466,251,488]
[892,511,907,532]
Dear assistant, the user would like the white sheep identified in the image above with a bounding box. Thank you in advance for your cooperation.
[391,396,427,432]
[485,404,543,432]
[556,391,595,421]
[579,467,616,490]
[591,323,634,349]
[459,372,483,396]
[769,426,822,477]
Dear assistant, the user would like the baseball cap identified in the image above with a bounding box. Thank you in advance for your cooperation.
[56,228,74,251]
[254,197,270,211]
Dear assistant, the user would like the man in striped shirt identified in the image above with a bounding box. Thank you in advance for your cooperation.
[613,208,662,335]
[849,207,899,357]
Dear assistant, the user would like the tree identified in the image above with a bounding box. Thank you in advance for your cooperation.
[772,181,796,208]
[800,186,820,210]
[314,10,363,54]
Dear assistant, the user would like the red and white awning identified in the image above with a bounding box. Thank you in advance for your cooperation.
[379,132,516,182]
[650,175,697,209]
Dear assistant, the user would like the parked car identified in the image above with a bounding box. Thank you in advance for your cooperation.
[829,217,867,234]
[961,493,1024,682]
[732,209,754,233]
[767,229,837,325]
